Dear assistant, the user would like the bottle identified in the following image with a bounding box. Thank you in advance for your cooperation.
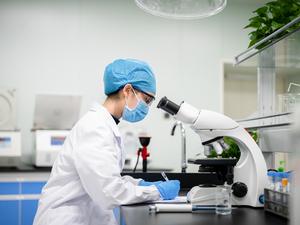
[281,177,288,193]
[274,172,282,192]
[286,171,292,193]
[267,171,276,190]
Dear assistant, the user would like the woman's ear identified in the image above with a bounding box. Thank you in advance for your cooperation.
[122,84,132,98]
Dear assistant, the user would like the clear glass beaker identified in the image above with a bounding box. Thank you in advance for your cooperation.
[277,93,300,113]
[215,185,232,215]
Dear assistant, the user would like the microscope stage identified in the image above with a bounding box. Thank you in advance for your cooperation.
[188,158,238,166]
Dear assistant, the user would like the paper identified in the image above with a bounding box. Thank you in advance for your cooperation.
[151,196,187,204]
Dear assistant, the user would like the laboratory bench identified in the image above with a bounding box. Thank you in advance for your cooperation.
[1,168,282,225]
[120,204,287,225]
[0,170,49,225]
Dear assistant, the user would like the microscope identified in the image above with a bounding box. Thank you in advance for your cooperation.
[157,97,268,207]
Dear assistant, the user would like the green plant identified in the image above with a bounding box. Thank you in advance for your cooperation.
[248,130,259,143]
[207,149,218,158]
[221,137,240,160]
[206,137,241,160]
[244,0,300,48]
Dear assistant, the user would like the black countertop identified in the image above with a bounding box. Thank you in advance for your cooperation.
[120,204,287,225]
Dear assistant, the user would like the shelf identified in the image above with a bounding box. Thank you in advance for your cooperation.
[237,112,292,129]
[238,113,294,153]
[234,16,300,68]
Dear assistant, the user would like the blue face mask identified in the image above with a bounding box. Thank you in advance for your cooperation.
[122,90,149,123]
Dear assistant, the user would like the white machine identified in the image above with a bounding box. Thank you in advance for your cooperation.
[0,131,21,166]
[33,94,81,167]
[0,88,21,166]
[157,97,268,207]
[34,130,69,167]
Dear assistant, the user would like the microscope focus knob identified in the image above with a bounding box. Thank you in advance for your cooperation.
[232,182,248,198]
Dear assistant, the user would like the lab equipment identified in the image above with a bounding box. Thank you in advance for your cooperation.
[267,171,276,190]
[156,180,180,200]
[264,188,289,218]
[103,59,156,95]
[277,82,300,112]
[274,173,283,192]
[0,88,21,167]
[0,88,16,130]
[33,103,161,225]
[33,94,81,167]
[149,203,216,213]
[161,171,169,181]
[171,121,187,173]
[34,130,69,166]
[266,171,291,207]
[215,185,232,215]
[157,96,268,207]
[187,184,218,205]
[133,136,151,172]
[122,88,149,122]
[149,204,192,213]
[0,131,21,166]
[120,128,140,170]
[281,178,288,193]
[135,0,227,20]
[33,94,81,130]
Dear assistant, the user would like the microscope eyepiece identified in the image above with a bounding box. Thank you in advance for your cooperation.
[157,96,180,115]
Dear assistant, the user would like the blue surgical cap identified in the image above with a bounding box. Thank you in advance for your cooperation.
[103,59,156,96]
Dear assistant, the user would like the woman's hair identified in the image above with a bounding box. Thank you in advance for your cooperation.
[106,87,122,100]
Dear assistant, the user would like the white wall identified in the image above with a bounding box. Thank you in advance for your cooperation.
[0,0,265,171]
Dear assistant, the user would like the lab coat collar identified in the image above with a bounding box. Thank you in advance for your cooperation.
[90,102,121,138]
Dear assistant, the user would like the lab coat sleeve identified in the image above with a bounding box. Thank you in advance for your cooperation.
[121,175,142,185]
[73,123,160,210]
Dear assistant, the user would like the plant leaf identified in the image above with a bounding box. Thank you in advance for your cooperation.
[271,21,283,30]
[254,6,268,17]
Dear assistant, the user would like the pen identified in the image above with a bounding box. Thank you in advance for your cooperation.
[161,171,169,181]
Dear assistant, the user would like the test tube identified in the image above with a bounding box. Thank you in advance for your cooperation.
[282,178,288,193]
[267,171,276,190]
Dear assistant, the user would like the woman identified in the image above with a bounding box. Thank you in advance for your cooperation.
[33,59,180,225]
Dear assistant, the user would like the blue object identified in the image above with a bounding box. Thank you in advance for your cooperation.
[103,59,156,95]
[50,136,66,146]
[267,171,276,177]
[0,181,46,225]
[139,180,163,186]
[122,95,149,122]
[0,182,19,195]
[21,200,39,225]
[155,180,180,200]
[0,200,19,225]
[259,194,265,204]
[21,182,46,194]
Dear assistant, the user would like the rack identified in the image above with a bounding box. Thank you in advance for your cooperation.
[264,188,289,219]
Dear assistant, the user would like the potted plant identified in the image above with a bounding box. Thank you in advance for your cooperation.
[244,0,300,48]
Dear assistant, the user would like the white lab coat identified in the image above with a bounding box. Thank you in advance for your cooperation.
[33,103,160,225]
